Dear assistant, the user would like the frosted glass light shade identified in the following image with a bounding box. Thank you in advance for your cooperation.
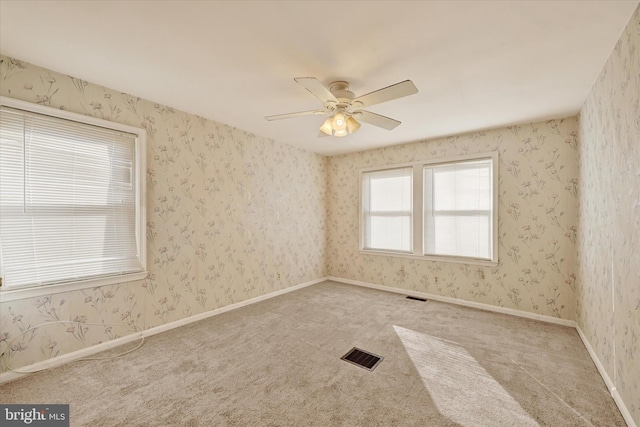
[320,117,333,135]
[346,116,361,133]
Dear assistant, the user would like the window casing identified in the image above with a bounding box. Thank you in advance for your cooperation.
[0,97,147,300]
[360,153,498,265]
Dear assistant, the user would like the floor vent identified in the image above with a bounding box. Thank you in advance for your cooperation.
[341,347,384,371]
[406,296,427,302]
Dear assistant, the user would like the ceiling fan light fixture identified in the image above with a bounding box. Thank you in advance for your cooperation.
[319,111,361,137]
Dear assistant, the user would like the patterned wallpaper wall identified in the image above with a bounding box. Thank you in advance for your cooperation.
[577,5,639,425]
[327,119,580,320]
[0,55,328,372]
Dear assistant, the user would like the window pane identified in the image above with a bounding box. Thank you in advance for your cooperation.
[362,167,412,252]
[433,162,491,211]
[432,215,491,259]
[369,215,412,252]
[369,171,412,212]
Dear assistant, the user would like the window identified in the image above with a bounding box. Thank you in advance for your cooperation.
[360,153,497,265]
[361,167,413,252]
[0,97,147,298]
[424,159,493,259]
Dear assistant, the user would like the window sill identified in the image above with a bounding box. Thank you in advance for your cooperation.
[0,271,149,303]
[359,250,498,267]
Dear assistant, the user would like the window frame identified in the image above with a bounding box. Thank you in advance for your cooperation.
[0,96,147,302]
[359,152,498,266]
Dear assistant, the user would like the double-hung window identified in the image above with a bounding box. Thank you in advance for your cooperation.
[360,153,497,265]
[0,97,147,299]
[361,167,413,253]
[424,159,493,259]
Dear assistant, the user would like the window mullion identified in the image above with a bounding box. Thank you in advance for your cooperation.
[368,211,412,216]
[433,210,492,216]
[412,165,422,256]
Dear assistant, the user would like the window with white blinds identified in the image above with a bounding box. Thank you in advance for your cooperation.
[424,159,493,260]
[360,153,497,264]
[0,97,146,293]
[362,167,413,252]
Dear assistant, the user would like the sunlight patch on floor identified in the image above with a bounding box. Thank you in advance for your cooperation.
[394,325,539,427]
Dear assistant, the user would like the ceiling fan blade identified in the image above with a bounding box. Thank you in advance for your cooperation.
[353,80,418,109]
[265,110,326,121]
[294,77,338,104]
[317,131,330,138]
[357,110,401,130]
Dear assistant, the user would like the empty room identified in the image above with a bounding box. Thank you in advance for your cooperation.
[0,1,638,426]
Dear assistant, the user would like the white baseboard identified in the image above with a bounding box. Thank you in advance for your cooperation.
[576,325,636,427]
[0,277,326,384]
[328,276,576,327]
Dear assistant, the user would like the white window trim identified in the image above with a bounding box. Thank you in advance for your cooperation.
[359,152,499,266]
[0,96,147,302]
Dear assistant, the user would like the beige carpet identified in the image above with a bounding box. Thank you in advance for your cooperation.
[0,281,626,426]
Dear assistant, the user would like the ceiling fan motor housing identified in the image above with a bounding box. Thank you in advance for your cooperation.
[327,81,358,112]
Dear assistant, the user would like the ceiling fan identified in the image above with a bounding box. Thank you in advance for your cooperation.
[265,77,418,137]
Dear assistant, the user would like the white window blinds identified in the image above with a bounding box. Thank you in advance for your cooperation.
[362,167,413,252]
[424,159,493,260]
[0,106,143,289]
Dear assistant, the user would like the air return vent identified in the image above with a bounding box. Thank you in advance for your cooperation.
[341,347,383,371]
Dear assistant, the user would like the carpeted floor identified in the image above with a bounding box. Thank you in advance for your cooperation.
[0,281,626,426]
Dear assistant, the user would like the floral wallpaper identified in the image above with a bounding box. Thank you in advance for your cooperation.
[327,118,580,320]
[577,5,639,425]
[0,55,328,373]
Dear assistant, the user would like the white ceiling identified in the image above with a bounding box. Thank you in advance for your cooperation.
[1,1,637,156]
